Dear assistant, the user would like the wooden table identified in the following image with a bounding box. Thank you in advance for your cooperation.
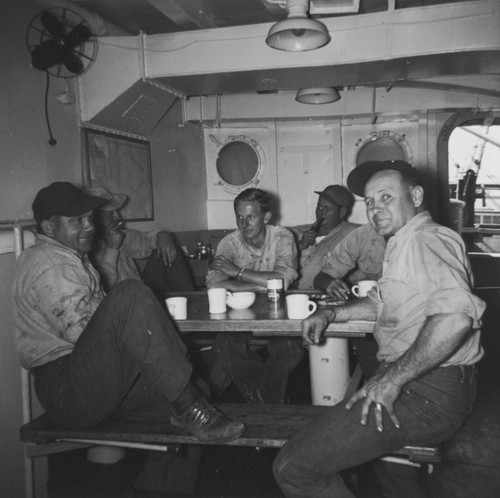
[167,291,375,406]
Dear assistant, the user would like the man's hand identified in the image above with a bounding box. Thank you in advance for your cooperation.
[345,370,403,432]
[301,308,335,346]
[156,231,177,266]
[103,221,125,250]
[209,255,240,278]
[324,278,351,301]
[298,229,317,250]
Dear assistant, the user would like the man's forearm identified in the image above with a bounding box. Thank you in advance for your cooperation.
[385,313,473,387]
[332,297,377,322]
[313,272,334,292]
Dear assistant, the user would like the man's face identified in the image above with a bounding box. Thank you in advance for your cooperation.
[364,170,420,237]
[315,196,344,232]
[235,200,271,245]
[46,211,96,254]
[94,209,122,232]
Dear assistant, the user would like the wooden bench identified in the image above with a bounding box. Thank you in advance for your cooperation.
[21,403,441,464]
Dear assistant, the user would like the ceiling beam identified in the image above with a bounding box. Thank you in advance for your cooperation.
[394,81,500,99]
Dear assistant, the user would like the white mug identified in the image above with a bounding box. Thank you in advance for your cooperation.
[207,288,227,314]
[165,297,188,320]
[286,294,317,319]
[351,280,378,298]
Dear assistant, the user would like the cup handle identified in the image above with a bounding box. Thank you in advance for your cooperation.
[351,285,359,297]
[307,301,317,316]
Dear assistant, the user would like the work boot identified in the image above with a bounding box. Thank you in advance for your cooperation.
[169,398,245,442]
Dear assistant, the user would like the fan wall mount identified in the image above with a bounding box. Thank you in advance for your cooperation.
[26,8,97,79]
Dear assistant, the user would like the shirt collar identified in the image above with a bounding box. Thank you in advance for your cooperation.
[390,210,432,244]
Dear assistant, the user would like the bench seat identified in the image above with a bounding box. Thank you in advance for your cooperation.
[20,403,441,463]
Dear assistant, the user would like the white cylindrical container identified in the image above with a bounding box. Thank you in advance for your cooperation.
[309,338,350,406]
[267,278,284,302]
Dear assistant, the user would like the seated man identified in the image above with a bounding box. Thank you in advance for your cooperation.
[274,160,485,497]
[86,187,195,295]
[313,222,386,300]
[206,188,302,404]
[13,182,244,443]
[289,185,358,290]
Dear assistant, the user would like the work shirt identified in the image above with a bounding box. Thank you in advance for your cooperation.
[206,225,298,290]
[368,211,485,365]
[321,223,386,284]
[13,235,105,369]
[92,229,159,289]
[291,220,359,289]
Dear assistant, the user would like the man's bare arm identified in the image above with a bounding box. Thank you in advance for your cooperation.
[347,312,473,431]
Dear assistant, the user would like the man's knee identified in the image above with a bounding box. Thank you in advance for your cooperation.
[273,449,304,496]
[109,279,154,300]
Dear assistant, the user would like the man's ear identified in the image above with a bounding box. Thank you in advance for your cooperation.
[264,211,272,224]
[411,185,424,208]
[40,219,55,238]
[339,206,348,219]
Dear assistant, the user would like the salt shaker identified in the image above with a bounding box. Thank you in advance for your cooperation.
[267,278,284,302]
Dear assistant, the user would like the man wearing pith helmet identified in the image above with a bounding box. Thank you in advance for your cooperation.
[274,160,485,497]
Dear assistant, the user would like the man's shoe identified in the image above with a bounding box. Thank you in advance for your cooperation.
[169,398,245,442]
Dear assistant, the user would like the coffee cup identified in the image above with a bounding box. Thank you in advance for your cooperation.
[286,294,317,319]
[165,296,187,320]
[351,280,378,298]
[207,288,227,314]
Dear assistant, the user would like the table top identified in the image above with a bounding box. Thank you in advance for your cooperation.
[166,291,374,338]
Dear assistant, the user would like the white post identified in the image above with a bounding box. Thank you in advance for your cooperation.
[309,338,350,406]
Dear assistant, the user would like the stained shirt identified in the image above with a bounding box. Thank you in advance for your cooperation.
[291,221,359,289]
[368,211,485,365]
[13,234,105,369]
[91,229,159,289]
[206,225,298,290]
[321,223,386,284]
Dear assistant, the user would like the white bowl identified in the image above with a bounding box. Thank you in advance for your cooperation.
[226,291,256,310]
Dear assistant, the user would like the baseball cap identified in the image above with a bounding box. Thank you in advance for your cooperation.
[84,187,128,211]
[314,185,355,209]
[32,182,108,223]
[347,160,421,197]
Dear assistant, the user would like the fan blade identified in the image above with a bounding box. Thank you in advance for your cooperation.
[62,50,84,75]
[40,10,65,40]
[30,39,66,71]
[63,24,92,50]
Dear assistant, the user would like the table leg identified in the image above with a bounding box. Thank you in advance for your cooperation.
[309,338,350,406]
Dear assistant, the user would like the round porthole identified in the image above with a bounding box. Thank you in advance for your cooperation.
[353,130,413,167]
[212,135,265,194]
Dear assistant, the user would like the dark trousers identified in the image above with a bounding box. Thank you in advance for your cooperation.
[211,334,305,404]
[140,248,196,297]
[33,279,193,428]
[273,364,476,497]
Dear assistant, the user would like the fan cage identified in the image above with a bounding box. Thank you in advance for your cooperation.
[25,7,98,79]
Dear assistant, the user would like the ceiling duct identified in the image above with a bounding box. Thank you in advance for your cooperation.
[87,79,183,139]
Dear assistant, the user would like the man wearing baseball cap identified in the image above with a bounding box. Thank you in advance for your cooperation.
[13,183,245,447]
[85,187,194,295]
[290,184,358,289]
[274,161,485,497]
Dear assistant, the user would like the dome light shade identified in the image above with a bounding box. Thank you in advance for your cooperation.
[266,0,330,52]
[296,87,340,104]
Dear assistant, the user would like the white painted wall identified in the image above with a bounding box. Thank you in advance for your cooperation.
[1,1,84,496]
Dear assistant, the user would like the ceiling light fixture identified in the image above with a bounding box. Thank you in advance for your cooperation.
[266,0,330,52]
[295,87,340,104]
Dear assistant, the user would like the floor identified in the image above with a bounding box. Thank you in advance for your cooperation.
[47,290,500,498]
